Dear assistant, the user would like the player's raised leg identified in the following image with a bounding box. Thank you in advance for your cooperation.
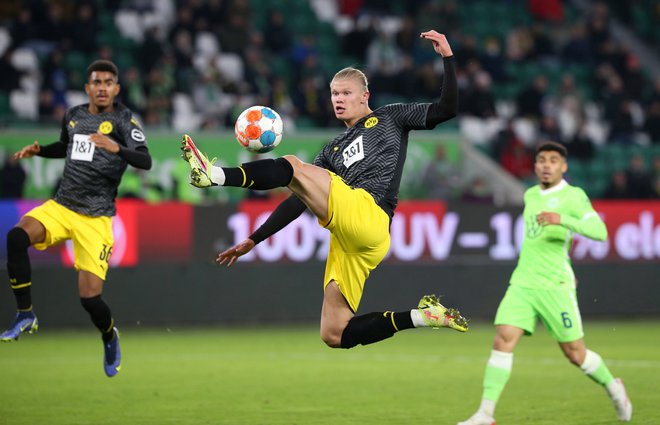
[1,218,46,342]
[181,134,295,190]
[322,284,468,349]
[562,341,633,421]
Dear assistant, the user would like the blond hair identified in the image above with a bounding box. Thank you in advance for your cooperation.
[330,67,369,91]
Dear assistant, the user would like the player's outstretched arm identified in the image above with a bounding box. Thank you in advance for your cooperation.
[216,239,256,267]
[420,30,458,127]
[13,141,40,160]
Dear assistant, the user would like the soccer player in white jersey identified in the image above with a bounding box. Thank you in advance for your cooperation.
[181,31,469,349]
[457,141,632,425]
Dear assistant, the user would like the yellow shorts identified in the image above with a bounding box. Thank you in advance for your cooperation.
[320,173,390,312]
[25,200,114,280]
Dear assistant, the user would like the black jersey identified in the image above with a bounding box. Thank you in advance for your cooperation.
[54,103,148,216]
[314,103,430,218]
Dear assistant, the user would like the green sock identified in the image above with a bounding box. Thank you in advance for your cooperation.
[580,349,615,386]
[482,350,513,408]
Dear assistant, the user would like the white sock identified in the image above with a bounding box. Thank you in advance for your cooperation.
[479,399,496,417]
[580,349,602,375]
[210,165,226,185]
[488,349,513,370]
[410,309,425,327]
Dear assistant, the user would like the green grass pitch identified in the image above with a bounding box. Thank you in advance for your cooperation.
[1,321,658,425]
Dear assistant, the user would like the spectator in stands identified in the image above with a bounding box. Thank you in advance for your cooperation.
[121,66,147,118]
[0,49,23,94]
[500,137,534,180]
[455,35,480,69]
[395,16,417,52]
[11,8,40,48]
[480,37,507,83]
[506,26,535,62]
[602,170,633,199]
[643,100,660,143]
[70,2,98,54]
[587,2,611,48]
[269,77,296,120]
[516,75,549,120]
[263,9,293,55]
[529,22,557,64]
[625,154,654,198]
[0,154,27,199]
[171,29,196,93]
[561,22,593,64]
[603,76,635,145]
[461,176,494,204]
[622,55,645,100]
[420,145,461,201]
[219,13,251,58]
[168,6,196,45]
[538,115,563,144]
[341,16,376,60]
[528,0,565,22]
[365,29,403,94]
[293,75,332,127]
[564,123,595,161]
[652,156,660,198]
[139,26,165,75]
[39,2,70,48]
[461,71,496,118]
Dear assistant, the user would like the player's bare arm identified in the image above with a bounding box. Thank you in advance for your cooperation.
[216,239,256,267]
[420,30,453,57]
[13,141,41,160]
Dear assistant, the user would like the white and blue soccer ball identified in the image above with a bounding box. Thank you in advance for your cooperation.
[234,105,283,153]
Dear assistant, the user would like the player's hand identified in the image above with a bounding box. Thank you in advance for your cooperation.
[420,30,453,57]
[216,238,256,267]
[537,211,561,226]
[89,132,120,154]
[13,141,40,160]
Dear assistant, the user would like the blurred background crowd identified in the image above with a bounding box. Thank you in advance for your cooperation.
[0,0,659,202]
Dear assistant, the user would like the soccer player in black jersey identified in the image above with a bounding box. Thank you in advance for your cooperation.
[182,30,466,348]
[1,60,152,377]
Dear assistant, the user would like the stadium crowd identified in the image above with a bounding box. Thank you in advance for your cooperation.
[0,0,659,201]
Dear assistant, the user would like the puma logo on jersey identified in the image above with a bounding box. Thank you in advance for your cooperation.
[342,136,364,168]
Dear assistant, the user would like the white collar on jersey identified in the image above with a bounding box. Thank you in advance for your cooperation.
[539,179,568,196]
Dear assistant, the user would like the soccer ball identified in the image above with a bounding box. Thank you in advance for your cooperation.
[234,106,283,153]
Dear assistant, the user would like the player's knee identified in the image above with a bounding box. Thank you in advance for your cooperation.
[320,328,343,348]
[7,227,31,252]
[563,350,583,366]
[493,334,515,351]
[283,154,306,174]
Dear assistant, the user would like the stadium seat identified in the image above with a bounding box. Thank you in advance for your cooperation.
[10,48,39,73]
[9,90,38,120]
[215,53,244,83]
[0,26,10,56]
[114,10,144,42]
[195,32,220,58]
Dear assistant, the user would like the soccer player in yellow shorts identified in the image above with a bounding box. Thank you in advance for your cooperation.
[1,60,152,378]
[181,30,468,349]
